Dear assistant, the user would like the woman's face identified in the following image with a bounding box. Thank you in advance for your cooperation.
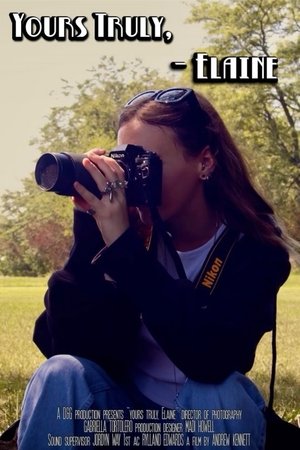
[117,118,205,225]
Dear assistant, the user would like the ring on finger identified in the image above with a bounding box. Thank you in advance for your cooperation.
[102,181,114,202]
[86,208,96,216]
[110,180,128,190]
[100,180,128,202]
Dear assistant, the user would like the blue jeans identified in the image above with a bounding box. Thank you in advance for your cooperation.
[18,355,266,449]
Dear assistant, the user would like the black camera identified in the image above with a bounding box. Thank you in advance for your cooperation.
[34,144,162,206]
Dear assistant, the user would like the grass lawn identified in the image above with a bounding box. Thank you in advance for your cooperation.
[0,273,299,434]
[249,271,300,422]
[0,277,47,433]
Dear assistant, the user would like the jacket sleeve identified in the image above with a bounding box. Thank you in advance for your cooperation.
[95,227,291,382]
[63,209,106,276]
[33,210,139,375]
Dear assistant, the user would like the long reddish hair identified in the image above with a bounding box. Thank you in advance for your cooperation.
[119,89,287,249]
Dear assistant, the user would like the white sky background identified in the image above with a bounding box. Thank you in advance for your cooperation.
[0,0,205,194]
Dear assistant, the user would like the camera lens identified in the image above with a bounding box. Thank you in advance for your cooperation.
[35,152,101,197]
[35,154,60,190]
[35,154,59,191]
[40,164,59,189]
[35,152,79,195]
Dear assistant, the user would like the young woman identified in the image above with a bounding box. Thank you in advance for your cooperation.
[18,88,290,449]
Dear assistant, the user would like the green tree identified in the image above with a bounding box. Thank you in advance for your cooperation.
[0,178,73,275]
[185,0,300,239]
[0,58,171,275]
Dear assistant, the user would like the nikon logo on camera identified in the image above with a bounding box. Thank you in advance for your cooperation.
[201,257,223,290]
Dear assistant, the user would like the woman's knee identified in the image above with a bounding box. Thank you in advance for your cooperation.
[30,354,116,392]
[33,354,85,381]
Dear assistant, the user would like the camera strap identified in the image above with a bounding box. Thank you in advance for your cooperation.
[193,226,241,295]
[193,226,295,436]
[149,204,240,288]
[149,208,296,434]
[149,206,187,280]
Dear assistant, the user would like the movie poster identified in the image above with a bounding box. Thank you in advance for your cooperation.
[1,0,299,448]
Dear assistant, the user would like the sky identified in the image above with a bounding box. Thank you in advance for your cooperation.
[0,0,205,195]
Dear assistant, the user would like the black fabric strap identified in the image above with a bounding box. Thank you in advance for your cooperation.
[194,227,240,294]
[149,206,187,280]
[192,225,276,409]
[268,300,277,409]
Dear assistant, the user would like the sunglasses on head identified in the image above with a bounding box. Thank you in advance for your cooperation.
[125,87,209,124]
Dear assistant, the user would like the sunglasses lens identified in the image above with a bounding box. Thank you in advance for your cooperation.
[125,90,158,106]
[156,88,190,103]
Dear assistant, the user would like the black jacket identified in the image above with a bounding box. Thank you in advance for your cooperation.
[34,210,291,382]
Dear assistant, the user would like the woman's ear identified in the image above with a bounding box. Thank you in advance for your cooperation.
[197,146,216,181]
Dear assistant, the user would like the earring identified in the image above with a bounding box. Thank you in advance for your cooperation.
[200,163,213,181]
[200,163,207,181]
[200,173,209,181]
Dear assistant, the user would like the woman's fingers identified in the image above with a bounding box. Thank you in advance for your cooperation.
[82,155,126,203]
[84,148,106,158]
[73,151,130,245]
[74,154,127,209]
[73,181,99,208]
[86,154,125,183]
[82,158,107,193]
[72,195,90,212]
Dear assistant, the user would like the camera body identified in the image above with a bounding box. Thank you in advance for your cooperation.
[35,144,162,207]
[108,144,162,206]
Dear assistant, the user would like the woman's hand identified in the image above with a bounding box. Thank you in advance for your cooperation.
[73,148,130,246]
